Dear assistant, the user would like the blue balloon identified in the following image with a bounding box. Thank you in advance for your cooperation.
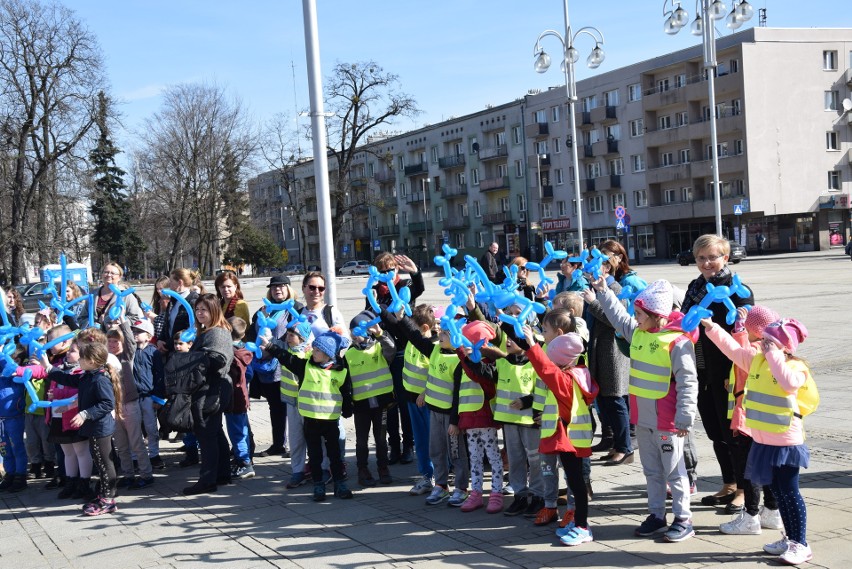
[160,289,196,343]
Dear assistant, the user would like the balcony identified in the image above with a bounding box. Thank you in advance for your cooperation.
[405,191,430,204]
[688,113,744,138]
[645,163,692,185]
[478,145,508,161]
[349,176,368,188]
[583,144,594,158]
[482,211,513,225]
[443,216,467,230]
[529,154,551,167]
[525,122,549,138]
[590,105,617,123]
[592,138,619,156]
[540,184,554,199]
[581,111,592,126]
[642,86,688,109]
[442,183,468,198]
[408,221,427,233]
[352,226,371,241]
[373,170,396,183]
[584,179,596,192]
[404,162,428,176]
[378,224,400,237]
[644,125,687,148]
[690,154,746,179]
[479,176,510,192]
[438,154,465,169]
[594,174,622,192]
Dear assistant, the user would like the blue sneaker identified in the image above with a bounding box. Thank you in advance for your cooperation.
[559,525,593,546]
[286,472,306,489]
[555,521,576,538]
[130,476,155,489]
[635,514,668,537]
[447,488,469,507]
[663,518,695,542]
[425,486,450,505]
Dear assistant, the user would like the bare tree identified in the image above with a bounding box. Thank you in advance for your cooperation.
[0,0,106,283]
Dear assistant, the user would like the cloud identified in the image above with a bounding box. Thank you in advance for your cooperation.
[121,84,167,102]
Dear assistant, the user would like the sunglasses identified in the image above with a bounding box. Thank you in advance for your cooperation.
[306,285,326,292]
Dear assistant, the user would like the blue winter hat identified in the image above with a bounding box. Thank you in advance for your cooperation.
[312,330,350,361]
[349,310,377,332]
[289,319,313,342]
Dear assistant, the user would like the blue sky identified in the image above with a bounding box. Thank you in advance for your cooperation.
[69,1,850,172]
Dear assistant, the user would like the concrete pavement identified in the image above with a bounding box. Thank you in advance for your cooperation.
[3,251,851,568]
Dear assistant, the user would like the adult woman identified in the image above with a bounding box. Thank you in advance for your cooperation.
[245,274,304,457]
[62,282,89,330]
[215,271,250,323]
[301,272,346,338]
[510,257,536,301]
[149,276,171,343]
[5,287,24,326]
[581,257,633,465]
[183,294,234,495]
[681,234,754,510]
[598,240,647,293]
[157,268,200,354]
[94,263,142,329]
[554,257,589,293]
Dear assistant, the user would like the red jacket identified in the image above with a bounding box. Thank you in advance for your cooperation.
[228,347,253,414]
[453,349,499,431]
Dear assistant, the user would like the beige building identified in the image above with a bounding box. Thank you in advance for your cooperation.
[249,27,852,267]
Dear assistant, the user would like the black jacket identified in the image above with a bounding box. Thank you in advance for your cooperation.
[48,368,115,439]
[163,290,199,352]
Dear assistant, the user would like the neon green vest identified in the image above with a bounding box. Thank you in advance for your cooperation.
[402,341,430,395]
[298,365,347,420]
[743,355,811,434]
[346,343,393,401]
[493,359,536,425]
[424,348,458,410]
[457,375,485,413]
[629,330,684,400]
[539,380,592,447]
[279,349,308,405]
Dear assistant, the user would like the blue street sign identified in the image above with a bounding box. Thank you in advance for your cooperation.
[740,199,750,212]
[733,205,743,216]
[616,219,626,230]
[343,245,350,253]
[373,239,380,249]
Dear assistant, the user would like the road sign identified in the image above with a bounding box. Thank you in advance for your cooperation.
[616,219,626,230]
[624,213,631,225]
[614,206,626,219]
[740,199,750,212]
[733,204,743,216]
[373,239,381,251]
[342,245,350,254]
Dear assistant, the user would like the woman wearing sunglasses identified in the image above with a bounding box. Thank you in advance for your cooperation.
[300,272,346,339]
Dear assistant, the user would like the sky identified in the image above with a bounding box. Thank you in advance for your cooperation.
[67,0,852,174]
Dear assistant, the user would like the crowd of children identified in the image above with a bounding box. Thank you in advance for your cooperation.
[0,236,818,565]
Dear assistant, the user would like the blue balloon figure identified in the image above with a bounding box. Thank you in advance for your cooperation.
[160,289,196,342]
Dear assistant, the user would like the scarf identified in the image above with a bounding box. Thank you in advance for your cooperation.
[682,265,733,312]
[223,297,239,319]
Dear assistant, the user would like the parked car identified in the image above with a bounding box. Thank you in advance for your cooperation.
[338,260,371,276]
[283,264,305,275]
[15,282,55,312]
[676,240,747,266]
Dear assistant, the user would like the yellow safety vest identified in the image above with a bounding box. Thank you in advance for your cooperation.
[298,365,347,420]
[533,376,547,411]
[424,348,459,410]
[743,354,812,434]
[539,380,592,447]
[457,374,485,413]
[629,330,684,400]
[279,349,308,405]
[493,359,536,425]
[346,343,393,401]
[402,341,430,395]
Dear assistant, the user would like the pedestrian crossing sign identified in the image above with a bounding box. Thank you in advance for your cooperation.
[734,205,743,215]
[616,219,626,230]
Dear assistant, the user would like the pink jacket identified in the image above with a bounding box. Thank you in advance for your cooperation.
[29,364,81,432]
[705,323,807,446]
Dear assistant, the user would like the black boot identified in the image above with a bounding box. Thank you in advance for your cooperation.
[179,450,199,468]
[74,478,95,502]
[0,473,13,491]
[43,461,56,479]
[45,475,64,489]
[58,477,78,499]
[27,463,42,480]
[9,474,27,492]
[591,425,614,452]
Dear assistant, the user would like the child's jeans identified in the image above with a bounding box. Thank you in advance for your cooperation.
[285,401,306,474]
[407,400,433,478]
[0,416,28,474]
[24,413,54,464]
[504,423,542,499]
[428,410,469,489]
[139,396,161,458]
[354,406,388,469]
[225,412,251,465]
[113,401,152,478]
[637,426,691,520]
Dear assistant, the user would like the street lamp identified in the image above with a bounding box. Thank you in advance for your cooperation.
[422,177,431,267]
[663,0,753,237]
[533,0,605,254]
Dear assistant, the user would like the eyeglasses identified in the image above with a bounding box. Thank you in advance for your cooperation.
[306,285,326,292]
[696,254,724,264]
[103,271,119,276]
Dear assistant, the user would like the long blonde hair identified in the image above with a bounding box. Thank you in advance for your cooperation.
[76,328,123,421]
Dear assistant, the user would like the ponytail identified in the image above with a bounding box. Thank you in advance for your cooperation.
[105,364,124,421]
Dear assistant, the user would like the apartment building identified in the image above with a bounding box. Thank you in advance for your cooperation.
[249,27,852,267]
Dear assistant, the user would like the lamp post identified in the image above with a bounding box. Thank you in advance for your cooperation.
[533,0,605,255]
[663,0,753,237]
[422,176,431,267]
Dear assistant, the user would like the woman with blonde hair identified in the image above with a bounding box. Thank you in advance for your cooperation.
[94,263,141,329]
[158,268,200,354]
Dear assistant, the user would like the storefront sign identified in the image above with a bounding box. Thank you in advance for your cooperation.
[542,218,571,232]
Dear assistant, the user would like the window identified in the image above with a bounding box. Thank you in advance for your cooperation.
[628,83,642,102]
[473,200,481,217]
[499,197,510,212]
[657,78,670,92]
[629,119,644,137]
[557,200,567,216]
[824,50,838,71]
[497,163,508,178]
[734,139,744,155]
[399,182,407,197]
[541,202,553,219]
[681,187,693,202]
[514,159,524,177]
[553,137,561,154]
[402,211,408,225]
[604,89,619,106]
[610,193,626,210]
[588,129,601,144]
[707,143,728,159]
[605,124,621,140]
[729,59,739,73]
[586,162,601,178]
[367,162,374,177]
[430,146,438,163]
[556,168,564,185]
[436,205,443,222]
[664,189,677,203]
[534,109,546,123]
[454,233,465,249]
[471,168,479,185]
[582,95,597,112]
[477,232,486,248]
[289,227,296,240]
[676,111,688,127]
[587,195,604,213]
[518,194,526,212]
[731,99,742,116]
[658,115,672,130]
[495,131,506,146]
[631,154,645,173]
[608,158,624,176]
[634,189,648,208]
[418,151,426,164]
[572,200,578,215]
[456,171,466,185]
[825,90,839,111]
[827,131,839,150]
[828,170,841,190]
[459,203,468,217]
[397,156,404,170]
[661,152,674,167]
[679,149,690,164]
[551,106,560,122]
[715,103,726,118]
[636,225,656,258]
[512,125,522,144]
[453,142,463,155]
[469,136,478,154]
[535,140,548,154]
[674,73,686,88]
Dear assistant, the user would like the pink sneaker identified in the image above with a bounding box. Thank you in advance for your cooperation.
[487,492,504,514]
[460,489,484,512]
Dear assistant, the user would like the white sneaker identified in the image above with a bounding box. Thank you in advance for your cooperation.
[720,511,761,535]
[763,533,790,556]
[447,488,469,507]
[409,475,433,496]
[779,541,813,565]
[759,505,784,530]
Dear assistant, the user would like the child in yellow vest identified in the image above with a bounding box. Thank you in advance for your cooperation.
[701,316,814,565]
[278,320,312,489]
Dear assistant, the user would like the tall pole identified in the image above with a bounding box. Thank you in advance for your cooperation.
[702,0,724,236]
[422,177,429,268]
[301,0,337,304]
[564,0,584,254]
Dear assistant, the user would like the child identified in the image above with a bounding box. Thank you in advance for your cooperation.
[454,320,504,513]
[170,331,200,467]
[106,321,154,489]
[551,292,589,344]
[594,278,698,542]
[24,327,60,481]
[226,317,255,479]
[520,325,597,546]
[0,346,27,492]
[25,329,123,515]
[701,316,814,565]
[345,310,396,487]
[131,319,165,470]
[264,329,354,502]
[278,320,312,489]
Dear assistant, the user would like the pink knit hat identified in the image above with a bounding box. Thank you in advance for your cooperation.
[762,318,808,354]
[546,332,584,367]
[744,305,779,339]
[634,279,673,318]
[462,321,496,345]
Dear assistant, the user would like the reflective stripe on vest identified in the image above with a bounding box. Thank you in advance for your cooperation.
[540,388,559,439]
[743,354,811,434]
[628,330,685,400]
[457,375,485,413]
[346,343,393,401]
[533,376,547,411]
[567,381,593,448]
[298,366,346,420]
[402,341,430,395]
[493,359,535,425]
[279,349,308,405]
[424,348,458,410]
